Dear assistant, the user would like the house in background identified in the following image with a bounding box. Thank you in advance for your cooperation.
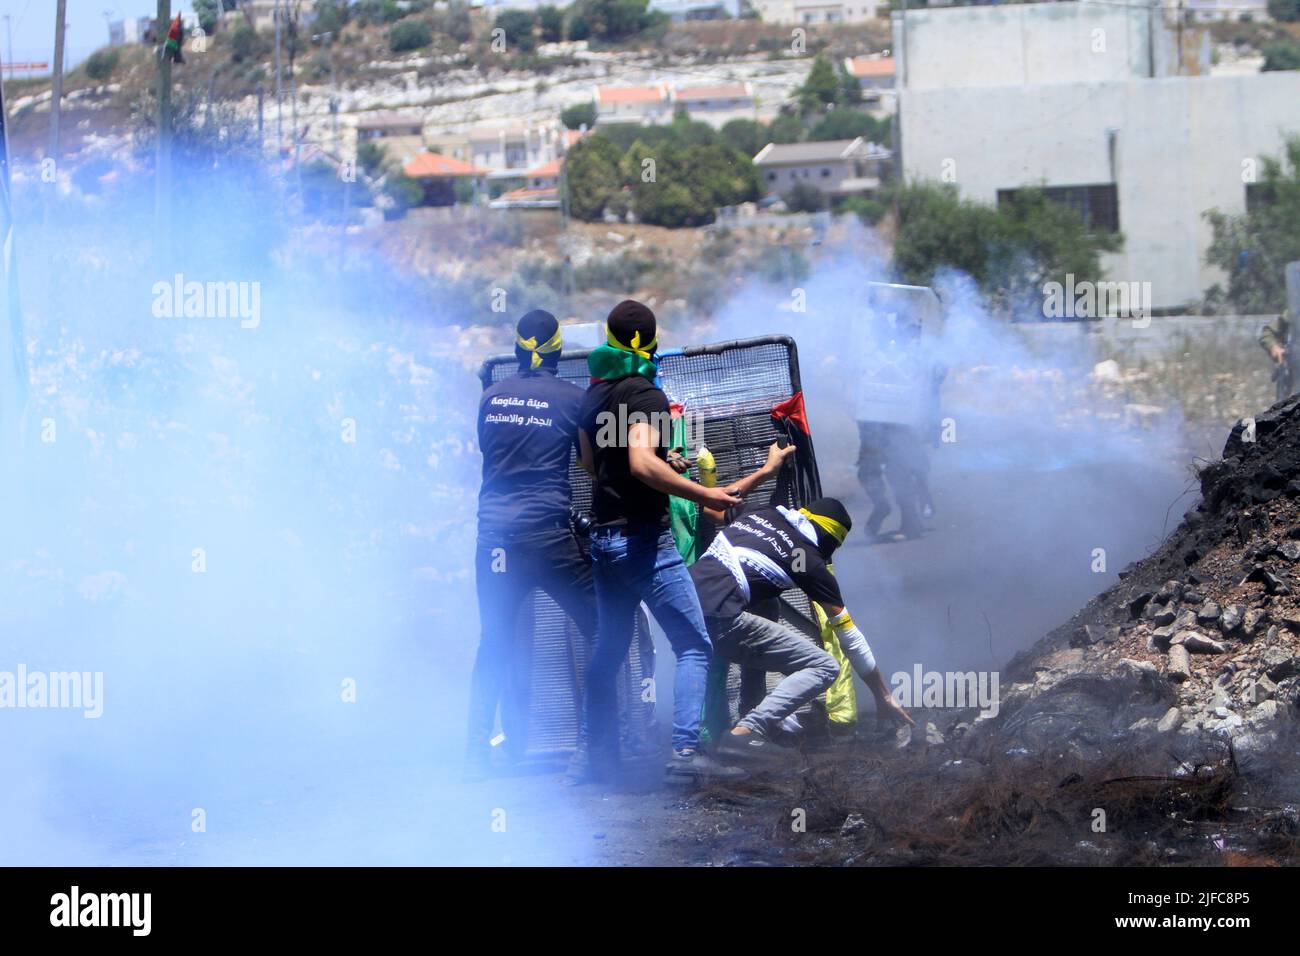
[595,85,672,126]
[491,158,565,209]
[751,0,881,25]
[753,137,890,199]
[355,112,427,166]
[893,0,1298,309]
[225,0,318,33]
[403,152,488,207]
[670,82,756,127]
[844,55,896,102]
[469,122,565,182]
[649,0,741,21]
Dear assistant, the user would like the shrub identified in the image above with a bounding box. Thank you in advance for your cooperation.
[389,19,433,54]
[84,48,120,83]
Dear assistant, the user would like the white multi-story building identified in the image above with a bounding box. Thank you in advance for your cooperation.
[752,0,882,25]
[468,121,566,180]
[1184,0,1270,22]
[894,0,1300,310]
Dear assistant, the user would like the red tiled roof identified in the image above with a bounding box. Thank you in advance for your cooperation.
[847,56,896,79]
[596,85,665,105]
[525,158,563,179]
[403,152,487,178]
[674,83,749,101]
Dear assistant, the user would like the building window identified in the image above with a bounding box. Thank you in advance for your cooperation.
[996,183,1120,233]
[821,167,831,177]
[766,172,776,182]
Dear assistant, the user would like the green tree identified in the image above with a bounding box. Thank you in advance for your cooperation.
[539,5,565,41]
[893,182,1120,304]
[84,48,120,82]
[389,19,433,53]
[1204,137,1300,313]
[1262,40,1300,72]
[568,0,662,43]
[496,10,538,52]
[383,171,424,218]
[193,0,222,33]
[230,23,269,62]
[783,182,826,213]
[720,118,764,156]
[313,0,350,35]
[564,134,625,220]
[765,113,804,145]
[356,141,390,177]
[807,109,891,147]
[797,55,839,114]
[561,101,597,130]
[1267,0,1300,20]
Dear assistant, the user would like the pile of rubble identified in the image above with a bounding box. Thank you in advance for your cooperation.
[967,396,1300,759]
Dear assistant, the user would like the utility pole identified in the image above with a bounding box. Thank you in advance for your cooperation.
[0,53,29,446]
[155,0,172,256]
[274,0,283,158]
[50,0,68,165]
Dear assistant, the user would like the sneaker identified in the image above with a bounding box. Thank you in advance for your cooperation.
[717,731,783,764]
[665,748,747,782]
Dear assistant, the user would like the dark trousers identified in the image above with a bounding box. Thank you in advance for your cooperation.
[467,523,597,758]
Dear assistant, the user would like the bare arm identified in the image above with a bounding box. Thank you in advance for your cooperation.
[823,603,914,727]
[578,429,595,477]
[700,441,796,523]
[627,423,740,510]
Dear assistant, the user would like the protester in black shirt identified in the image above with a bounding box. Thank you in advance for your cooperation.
[467,310,596,780]
[577,300,743,782]
[691,496,914,760]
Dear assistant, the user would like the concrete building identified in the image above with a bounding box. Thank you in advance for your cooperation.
[355,112,426,166]
[753,137,889,198]
[650,0,741,20]
[491,158,564,209]
[844,55,896,101]
[1184,0,1270,22]
[468,121,565,181]
[752,0,882,25]
[404,152,488,206]
[894,1,1300,309]
[671,82,756,127]
[595,85,672,125]
[227,1,318,33]
[107,16,156,45]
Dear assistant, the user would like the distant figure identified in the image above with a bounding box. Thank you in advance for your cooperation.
[856,421,893,536]
[857,422,925,540]
[1260,309,1297,402]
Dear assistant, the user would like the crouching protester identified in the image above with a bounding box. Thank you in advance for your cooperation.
[690,496,914,761]
[466,310,597,781]
[577,300,745,783]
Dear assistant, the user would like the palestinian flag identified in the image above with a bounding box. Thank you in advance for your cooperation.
[770,391,822,506]
[164,15,184,64]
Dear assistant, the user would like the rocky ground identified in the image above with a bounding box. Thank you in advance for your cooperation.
[635,396,1300,866]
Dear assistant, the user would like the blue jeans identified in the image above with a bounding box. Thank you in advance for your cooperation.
[587,524,712,758]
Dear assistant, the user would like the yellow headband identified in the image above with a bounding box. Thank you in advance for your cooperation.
[607,325,657,360]
[800,508,848,546]
[516,326,562,369]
